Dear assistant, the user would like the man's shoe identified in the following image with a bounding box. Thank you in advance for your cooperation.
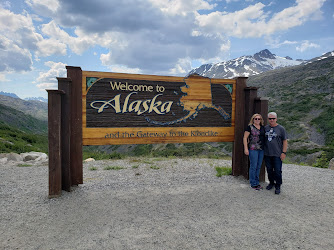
[275,188,281,195]
[266,184,274,190]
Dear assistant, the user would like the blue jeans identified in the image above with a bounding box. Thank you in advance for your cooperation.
[249,150,264,187]
[265,156,282,187]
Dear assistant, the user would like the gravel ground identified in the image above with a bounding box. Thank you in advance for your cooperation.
[1,158,334,250]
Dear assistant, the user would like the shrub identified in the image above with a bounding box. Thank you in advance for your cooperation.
[312,152,329,168]
[215,166,232,177]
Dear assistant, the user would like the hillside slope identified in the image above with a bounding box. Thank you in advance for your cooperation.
[247,56,334,164]
[0,103,47,134]
[0,103,48,153]
[0,94,47,121]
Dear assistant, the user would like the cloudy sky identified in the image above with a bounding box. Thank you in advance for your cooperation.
[0,0,333,98]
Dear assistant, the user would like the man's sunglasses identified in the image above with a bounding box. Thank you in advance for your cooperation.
[268,118,276,120]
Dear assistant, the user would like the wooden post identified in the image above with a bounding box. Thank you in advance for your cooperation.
[254,97,269,122]
[66,66,83,185]
[254,97,269,182]
[58,78,72,191]
[232,77,248,177]
[47,90,65,198]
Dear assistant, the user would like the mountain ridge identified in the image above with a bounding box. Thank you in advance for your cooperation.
[188,49,334,79]
[0,91,47,103]
[0,91,20,99]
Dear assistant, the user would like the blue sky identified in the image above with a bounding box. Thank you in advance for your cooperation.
[0,0,333,99]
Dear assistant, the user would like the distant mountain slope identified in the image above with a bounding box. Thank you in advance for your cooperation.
[0,103,47,134]
[0,91,20,99]
[247,55,334,98]
[189,49,304,78]
[0,94,47,121]
[0,97,48,153]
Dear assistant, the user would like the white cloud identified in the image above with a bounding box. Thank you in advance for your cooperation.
[296,41,320,52]
[109,65,142,74]
[148,0,215,15]
[169,58,192,75]
[0,7,40,72]
[195,3,267,38]
[36,82,57,89]
[265,37,299,48]
[0,36,33,72]
[36,61,67,90]
[25,0,59,15]
[36,39,67,57]
[0,72,8,81]
[226,0,240,3]
[25,0,230,74]
[38,21,114,56]
[0,0,328,79]
[195,0,326,38]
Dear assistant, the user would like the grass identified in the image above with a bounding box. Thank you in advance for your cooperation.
[215,166,232,177]
[103,166,125,171]
[89,167,98,171]
[17,163,33,167]
[150,165,160,170]
[83,151,124,160]
[142,160,153,164]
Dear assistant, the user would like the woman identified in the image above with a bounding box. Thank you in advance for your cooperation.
[243,114,265,190]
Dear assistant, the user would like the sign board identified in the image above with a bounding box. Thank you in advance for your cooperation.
[82,71,236,145]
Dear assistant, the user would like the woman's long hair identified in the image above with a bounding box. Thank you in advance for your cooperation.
[248,113,264,126]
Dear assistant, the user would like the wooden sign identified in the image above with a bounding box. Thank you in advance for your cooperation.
[82,71,236,145]
[48,67,267,197]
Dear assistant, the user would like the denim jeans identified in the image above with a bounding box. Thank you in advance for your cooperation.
[249,150,264,187]
[265,156,282,187]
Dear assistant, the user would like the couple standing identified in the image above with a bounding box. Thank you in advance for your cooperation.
[243,112,288,195]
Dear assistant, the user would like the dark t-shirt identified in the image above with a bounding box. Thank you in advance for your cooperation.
[264,124,287,157]
[245,125,265,150]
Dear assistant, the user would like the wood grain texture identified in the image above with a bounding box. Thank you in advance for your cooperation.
[82,71,236,145]
[47,90,64,198]
[67,66,83,185]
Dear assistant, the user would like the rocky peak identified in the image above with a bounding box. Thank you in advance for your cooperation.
[253,49,276,61]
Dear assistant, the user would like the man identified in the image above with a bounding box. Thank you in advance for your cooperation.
[264,112,288,195]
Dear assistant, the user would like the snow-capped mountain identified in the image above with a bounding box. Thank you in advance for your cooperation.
[188,49,305,79]
[304,51,334,65]
[0,91,47,102]
[24,97,48,102]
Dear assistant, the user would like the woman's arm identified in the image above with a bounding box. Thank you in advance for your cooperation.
[243,131,250,155]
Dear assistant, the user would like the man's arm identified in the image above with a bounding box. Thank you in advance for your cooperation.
[281,139,288,161]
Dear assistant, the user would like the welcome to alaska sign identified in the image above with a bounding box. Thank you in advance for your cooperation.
[82,71,236,145]
[48,66,267,197]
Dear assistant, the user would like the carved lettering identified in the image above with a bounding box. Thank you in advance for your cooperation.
[90,92,173,115]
